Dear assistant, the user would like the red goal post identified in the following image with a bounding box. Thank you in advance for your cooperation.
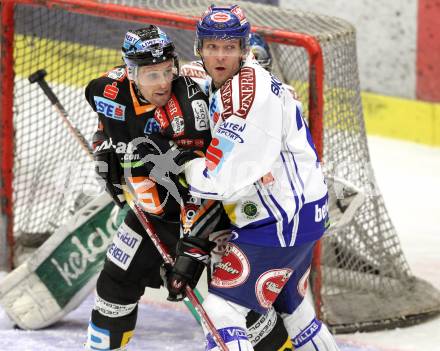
[1,0,439,333]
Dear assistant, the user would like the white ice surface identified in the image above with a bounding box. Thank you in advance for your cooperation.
[1,135,439,350]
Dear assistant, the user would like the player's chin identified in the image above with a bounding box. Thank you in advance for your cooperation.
[152,91,171,107]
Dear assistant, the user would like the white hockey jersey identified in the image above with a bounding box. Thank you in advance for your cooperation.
[182,59,329,247]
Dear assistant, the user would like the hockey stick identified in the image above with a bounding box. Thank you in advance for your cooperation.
[29,70,228,351]
[29,69,205,325]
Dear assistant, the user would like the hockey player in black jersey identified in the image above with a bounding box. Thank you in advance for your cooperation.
[84,25,291,350]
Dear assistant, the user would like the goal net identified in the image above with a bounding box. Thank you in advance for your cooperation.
[1,0,439,333]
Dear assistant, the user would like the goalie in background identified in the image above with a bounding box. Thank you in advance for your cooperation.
[84,25,292,351]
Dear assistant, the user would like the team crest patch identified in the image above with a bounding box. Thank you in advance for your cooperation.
[241,201,259,219]
[255,269,293,309]
[211,243,250,288]
[171,116,185,136]
[106,67,126,81]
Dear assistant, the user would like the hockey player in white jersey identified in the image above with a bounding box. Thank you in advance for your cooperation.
[168,5,340,351]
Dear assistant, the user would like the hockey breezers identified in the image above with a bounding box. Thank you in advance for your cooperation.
[29,69,229,350]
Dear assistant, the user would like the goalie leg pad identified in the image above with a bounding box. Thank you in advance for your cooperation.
[203,293,253,351]
[0,194,115,330]
[281,299,339,351]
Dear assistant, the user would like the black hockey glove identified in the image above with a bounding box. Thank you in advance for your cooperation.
[163,236,216,302]
[92,130,126,208]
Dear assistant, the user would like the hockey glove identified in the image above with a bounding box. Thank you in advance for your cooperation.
[92,130,126,208]
[163,236,215,302]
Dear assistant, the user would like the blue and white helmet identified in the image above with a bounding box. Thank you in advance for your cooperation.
[249,32,272,71]
[194,5,251,56]
[122,25,178,82]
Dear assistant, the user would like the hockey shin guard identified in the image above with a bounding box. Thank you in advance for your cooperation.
[246,308,293,351]
[282,299,339,351]
[203,293,254,351]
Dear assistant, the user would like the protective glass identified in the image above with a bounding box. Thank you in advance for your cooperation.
[136,65,178,87]
[200,38,244,57]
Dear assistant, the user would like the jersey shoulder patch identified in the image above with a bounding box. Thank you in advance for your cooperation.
[85,71,131,122]
[220,66,256,120]
[104,66,127,81]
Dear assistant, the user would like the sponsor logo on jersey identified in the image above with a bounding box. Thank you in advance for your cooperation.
[270,74,283,97]
[255,268,293,309]
[176,138,204,148]
[220,67,255,119]
[213,111,220,124]
[144,118,161,135]
[217,120,246,143]
[241,200,260,219]
[297,266,311,297]
[94,138,140,162]
[192,99,209,131]
[128,176,164,215]
[210,95,220,124]
[205,136,234,174]
[314,199,328,222]
[220,78,233,119]
[166,95,185,137]
[106,67,126,81]
[107,223,142,270]
[94,96,126,121]
[171,116,185,136]
[211,243,250,288]
[236,67,256,118]
[103,82,119,100]
[183,76,201,98]
[154,108,169,129]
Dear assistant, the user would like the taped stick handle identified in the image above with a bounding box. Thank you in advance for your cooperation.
[28,69,94,158]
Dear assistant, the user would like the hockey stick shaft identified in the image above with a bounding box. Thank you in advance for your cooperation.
[29,70,228,351]
[28,69,94,159]
[126,199,228,351]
